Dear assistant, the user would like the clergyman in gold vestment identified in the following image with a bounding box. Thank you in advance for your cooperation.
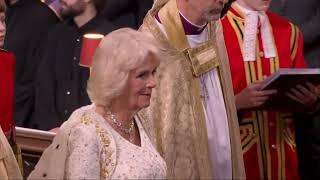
[139,0,245,179]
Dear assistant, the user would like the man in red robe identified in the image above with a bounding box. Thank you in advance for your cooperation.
[221,0,320,179]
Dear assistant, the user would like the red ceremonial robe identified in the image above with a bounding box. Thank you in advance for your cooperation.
[221,5,306,180]
[0,49,15,134]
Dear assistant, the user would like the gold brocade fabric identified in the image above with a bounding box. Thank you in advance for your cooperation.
[138,0,245,179]
[0,129,22,180]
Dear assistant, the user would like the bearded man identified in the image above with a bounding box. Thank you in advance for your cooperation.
[139,0,245,179]
[34,0,117,131]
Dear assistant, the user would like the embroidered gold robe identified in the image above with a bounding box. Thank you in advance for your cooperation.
[0,128,22,180]
[138,0,245,179]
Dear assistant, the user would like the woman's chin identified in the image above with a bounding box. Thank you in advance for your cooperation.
[138,101,151,110]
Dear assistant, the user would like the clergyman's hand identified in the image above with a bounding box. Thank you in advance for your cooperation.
[286,82,320,111]
[236,81,277,110]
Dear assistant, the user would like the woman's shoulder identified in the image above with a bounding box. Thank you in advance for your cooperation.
[66,105,118,179]
[61,104,116,147]
[68,111,113,148]
[28,105,117,179]
[59,105,97,130]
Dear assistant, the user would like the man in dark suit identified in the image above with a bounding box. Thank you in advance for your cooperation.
[270,1,320,179]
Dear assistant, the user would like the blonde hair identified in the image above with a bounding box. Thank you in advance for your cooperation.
[87,28,161,107]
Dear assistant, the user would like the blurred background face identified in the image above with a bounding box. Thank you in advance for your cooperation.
[238,0,271,11]
[60,0,86,19]
[115,54,160,112]
[189,0,227,22]
[0,12,5,48]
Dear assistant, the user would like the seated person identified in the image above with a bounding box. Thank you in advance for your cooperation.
[28,28,167,179]
[0,1,23,179]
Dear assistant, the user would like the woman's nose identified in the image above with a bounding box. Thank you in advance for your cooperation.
[147,75,157,88]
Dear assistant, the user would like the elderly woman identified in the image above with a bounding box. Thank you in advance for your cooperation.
[0,0,23,179]
[28,28,166,179]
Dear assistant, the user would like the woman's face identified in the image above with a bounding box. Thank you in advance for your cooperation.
[0,12,6,48]
[116,54,160,112]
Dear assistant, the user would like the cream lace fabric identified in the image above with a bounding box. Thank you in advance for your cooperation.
[65,109,167,179]
[65,123,101,179]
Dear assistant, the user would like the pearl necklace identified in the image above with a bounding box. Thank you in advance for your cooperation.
[106,111,135,142]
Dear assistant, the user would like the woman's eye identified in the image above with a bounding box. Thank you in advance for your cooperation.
[137,72,147,78]
[152,69,157,75]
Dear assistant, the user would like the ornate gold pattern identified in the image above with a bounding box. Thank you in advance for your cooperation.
[80,114,114,179]
[262,111,271,179]
[240,123,258,153]
[283,128,296,151]
[289,23,300,61]
[281,114,296,151]
[184,42,219,77]
[158,0,189,50]
[138,0,245,178]
[256,46,263,80]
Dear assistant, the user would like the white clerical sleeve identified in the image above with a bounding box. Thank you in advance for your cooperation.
[201,71,232,179]
[188,31,232,179]
[65,124,101,179]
